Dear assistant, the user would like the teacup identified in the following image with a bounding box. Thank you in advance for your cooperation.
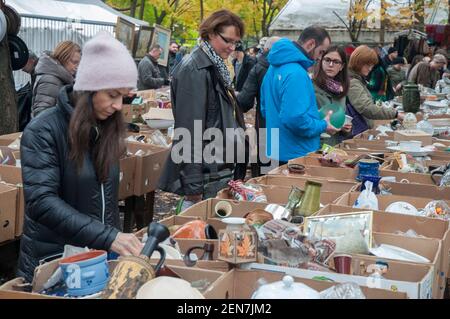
[344,115,353,126]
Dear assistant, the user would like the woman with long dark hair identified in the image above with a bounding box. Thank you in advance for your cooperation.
[313,46,352,145]
[18,32,143,282]
[159,9,247,209]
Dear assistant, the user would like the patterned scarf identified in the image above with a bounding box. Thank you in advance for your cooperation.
[199,39,233,89]
[324,78,344,96]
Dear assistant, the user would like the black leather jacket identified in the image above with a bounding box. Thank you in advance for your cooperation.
[17,85,121,283]
[158,47,245,197]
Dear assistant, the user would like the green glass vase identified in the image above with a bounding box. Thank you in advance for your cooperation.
[297,181,322,217]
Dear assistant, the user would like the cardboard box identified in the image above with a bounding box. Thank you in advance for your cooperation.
[247,175,357,193]
[335,192,450,211]
[339,139,393,152]
[268,154,364,175]
[204,269,407,299]
[354,129,394,141]
[0,132,22,146]
[394,130,433,146]
[0,165,25,237]
[246,255,434,299]
[118,156,136,200]
[180,198,271,220]
[382,181,450,200]
[142,107,174,121]
[216,185,346,207]
[379,169,436,185]
[136,89,156,100]
[369,232,442,299]
[268,165,359,181]
[381,158,448,171]
[126,142,170,195]
[0,183,18,243]
[316,204,450,297]
[1,257,227,299]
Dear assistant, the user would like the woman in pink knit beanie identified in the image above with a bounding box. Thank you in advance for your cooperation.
[18,31,143,283]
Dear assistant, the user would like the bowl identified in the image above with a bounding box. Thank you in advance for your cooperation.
[59,250,109,297]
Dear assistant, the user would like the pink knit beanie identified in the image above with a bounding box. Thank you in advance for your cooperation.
[74,31,137,91]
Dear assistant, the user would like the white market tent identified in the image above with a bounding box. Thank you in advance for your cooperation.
[8,0,148,26]
[9,0,148,89]
[269,0,449,41]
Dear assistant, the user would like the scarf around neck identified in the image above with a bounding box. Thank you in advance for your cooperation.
[199,39,233,89]
[323,77,344,96]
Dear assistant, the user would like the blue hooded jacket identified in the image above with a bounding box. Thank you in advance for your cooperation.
[261,38,327,162]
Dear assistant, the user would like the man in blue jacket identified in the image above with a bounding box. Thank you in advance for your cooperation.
[261,26,338,163]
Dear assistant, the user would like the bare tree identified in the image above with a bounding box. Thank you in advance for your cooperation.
[261,0,283,36]
[333,0,374,44]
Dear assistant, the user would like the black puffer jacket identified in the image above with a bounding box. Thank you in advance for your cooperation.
[18,85,121,283]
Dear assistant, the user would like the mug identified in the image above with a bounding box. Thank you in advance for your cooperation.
[333,254,352,274]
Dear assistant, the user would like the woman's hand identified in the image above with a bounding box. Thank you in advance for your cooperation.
[111,232,143,256]
[341,123,353,133]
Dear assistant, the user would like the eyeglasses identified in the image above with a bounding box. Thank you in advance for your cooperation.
[322,57,343,66]
[217,33,241,47]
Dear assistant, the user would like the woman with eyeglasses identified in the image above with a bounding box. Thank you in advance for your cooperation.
[159,10,248,209]
[347,45,404,137]
[313,46,352,145]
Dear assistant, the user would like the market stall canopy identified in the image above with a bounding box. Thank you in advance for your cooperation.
[269,0,350,31]
[6,0,149,26]
[270,0,449,32]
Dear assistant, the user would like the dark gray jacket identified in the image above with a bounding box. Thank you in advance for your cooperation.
[32,53,74,118]
[18,85,120,283]
[137,55,165,90]
[158,47,245,197]
[237,53,269,130]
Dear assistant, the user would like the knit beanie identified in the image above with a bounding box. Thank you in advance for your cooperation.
[74,31,137,91]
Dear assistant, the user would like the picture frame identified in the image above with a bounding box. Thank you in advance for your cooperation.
[115,17,136,54]
[134,26,153,59]
[304,211,374,252]
[149,24,172,67]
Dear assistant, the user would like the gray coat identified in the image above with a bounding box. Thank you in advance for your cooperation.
[32,53,74,118]
[347,70,397,129]
[137,55,165,90]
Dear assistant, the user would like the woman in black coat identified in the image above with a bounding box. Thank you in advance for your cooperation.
[17,32,143,283]
[159,10,247,209]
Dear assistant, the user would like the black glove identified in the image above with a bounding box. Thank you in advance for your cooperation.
[164,79,170,85]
